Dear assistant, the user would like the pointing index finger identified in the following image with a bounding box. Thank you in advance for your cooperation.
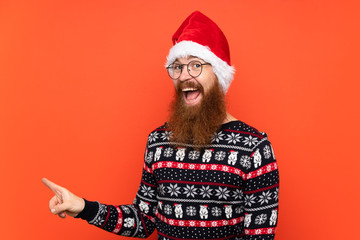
[42,178,61,192]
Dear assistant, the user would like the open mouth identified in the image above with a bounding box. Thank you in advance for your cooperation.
[182,87,202,105]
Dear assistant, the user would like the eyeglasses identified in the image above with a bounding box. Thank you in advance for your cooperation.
[166,60,211,80]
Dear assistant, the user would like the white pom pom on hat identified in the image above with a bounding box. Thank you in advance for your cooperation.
[166,11,235,93]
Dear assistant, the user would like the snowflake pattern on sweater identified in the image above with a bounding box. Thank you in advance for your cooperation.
[76,121,279,239]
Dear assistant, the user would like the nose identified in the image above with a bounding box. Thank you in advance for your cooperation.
[178,65,192,82]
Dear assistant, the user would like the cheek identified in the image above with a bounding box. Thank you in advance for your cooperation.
[202,79,216,93]
[198,72,217,92]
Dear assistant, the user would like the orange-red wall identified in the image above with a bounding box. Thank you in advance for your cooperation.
[1,0,359,239]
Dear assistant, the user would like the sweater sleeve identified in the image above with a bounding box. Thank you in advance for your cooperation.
[242,136,279,240]
[75,145,158,238]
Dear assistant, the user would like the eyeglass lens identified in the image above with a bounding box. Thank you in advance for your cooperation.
[167,61,203,80]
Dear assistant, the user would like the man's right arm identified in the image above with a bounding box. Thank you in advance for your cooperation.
[72,158,158,238]
[42,145,158,238]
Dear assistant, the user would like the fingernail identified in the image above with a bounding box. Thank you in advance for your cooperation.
[51,209,56,213]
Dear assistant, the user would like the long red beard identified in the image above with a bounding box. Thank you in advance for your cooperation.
[167,80,227,148]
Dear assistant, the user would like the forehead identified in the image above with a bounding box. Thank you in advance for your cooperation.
[174,56,203,63]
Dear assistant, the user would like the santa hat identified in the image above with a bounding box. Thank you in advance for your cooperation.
[166,11,235,93]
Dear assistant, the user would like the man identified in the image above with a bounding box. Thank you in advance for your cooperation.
[43,11,279,239]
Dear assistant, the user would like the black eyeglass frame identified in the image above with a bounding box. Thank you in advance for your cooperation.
[166,60,211,80]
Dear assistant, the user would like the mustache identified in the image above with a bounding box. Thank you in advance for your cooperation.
[176,81,204,93]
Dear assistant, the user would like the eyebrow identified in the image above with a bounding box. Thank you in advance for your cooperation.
[188,55,199,60]
[174,56,202,63]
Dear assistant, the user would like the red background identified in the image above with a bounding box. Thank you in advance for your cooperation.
[1,0,359,239]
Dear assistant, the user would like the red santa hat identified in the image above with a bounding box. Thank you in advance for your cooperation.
[166,11,235,93]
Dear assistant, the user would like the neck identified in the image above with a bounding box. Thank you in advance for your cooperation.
[223,112,237,124]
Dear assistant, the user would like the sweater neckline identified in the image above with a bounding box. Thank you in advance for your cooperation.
[220,120,242,130]
[221,120,241,126]
[163,120,242,131]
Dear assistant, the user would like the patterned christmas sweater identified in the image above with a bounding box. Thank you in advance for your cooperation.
[76,120,279,240]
